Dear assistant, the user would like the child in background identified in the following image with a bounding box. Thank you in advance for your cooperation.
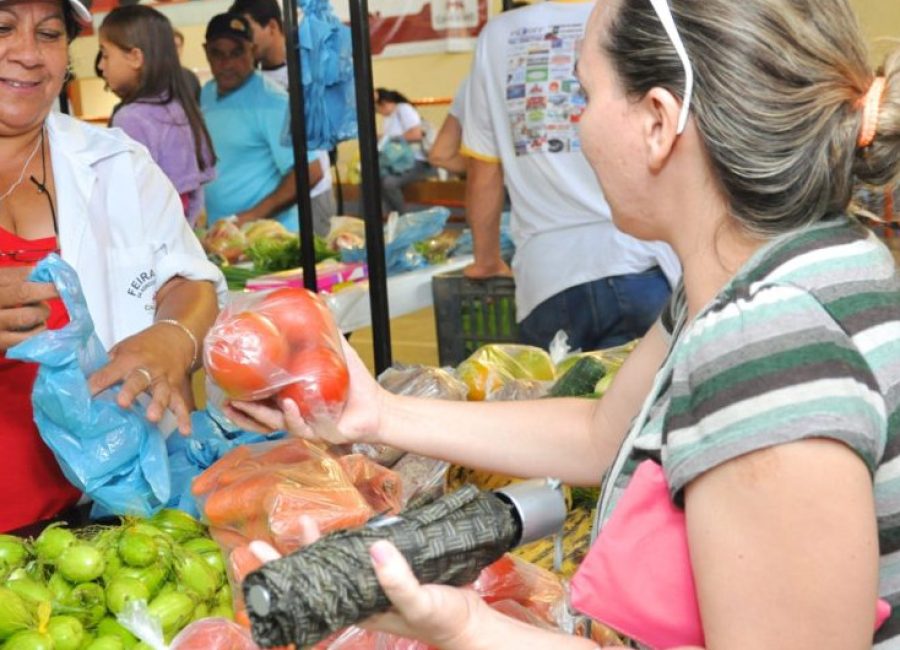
[98,6,216,225]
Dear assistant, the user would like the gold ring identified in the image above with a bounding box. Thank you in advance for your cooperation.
[134,367,153,386]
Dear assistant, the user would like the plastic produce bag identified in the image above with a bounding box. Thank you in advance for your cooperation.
[314,627,429,649]
[455,344,556,401]
[552,339,638,397]
[348,364,468,469]
[280,0,357,152]
[472,554,565,626]
[203,287,349,427]
[377,364,469,401]
[378,139,416,175]
[340,208,450,275]
[6,254,170,518]
[166,406,285,517]
[325,216,365,253]
[453,211,515,260]
[311,556,563,649]
[243,485,519,648]
[391,453,449,508]
[192,439,403,623]
[170,618,260,650]
[192,439,402,554]
[486,378,549,401]
[119,598,259,650]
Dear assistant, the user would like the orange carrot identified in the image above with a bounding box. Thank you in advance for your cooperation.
[266,482,372,554]
[192,445,254,495]
[203,473,280,526]
[216,463,265,487]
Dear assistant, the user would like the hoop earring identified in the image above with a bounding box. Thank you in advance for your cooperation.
[64,64,75,84]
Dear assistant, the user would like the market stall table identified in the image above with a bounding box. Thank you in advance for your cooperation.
[228,255,473,333]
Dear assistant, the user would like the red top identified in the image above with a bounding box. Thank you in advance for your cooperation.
[0,226,81,532]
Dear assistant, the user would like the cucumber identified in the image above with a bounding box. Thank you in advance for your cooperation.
[549,356,607,398]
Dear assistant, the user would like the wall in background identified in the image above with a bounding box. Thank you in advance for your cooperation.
[853,0,900,65]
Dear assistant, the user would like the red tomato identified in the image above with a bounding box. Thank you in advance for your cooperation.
[278,346,349,420]
[204,311,288,399]
[258,287,333,350]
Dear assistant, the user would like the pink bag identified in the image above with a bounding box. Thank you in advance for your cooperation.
[570,459,890,649]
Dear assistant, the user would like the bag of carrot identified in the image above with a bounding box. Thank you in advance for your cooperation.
[190,438,404,626]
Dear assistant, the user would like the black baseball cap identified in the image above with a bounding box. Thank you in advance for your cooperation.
[205,12,253,44]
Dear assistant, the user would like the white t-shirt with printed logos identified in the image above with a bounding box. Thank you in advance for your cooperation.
[462,1,680,321]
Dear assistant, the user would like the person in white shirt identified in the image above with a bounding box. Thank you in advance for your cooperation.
[461,0,679,351]
[229,0,288,89]
[375,87,434,214]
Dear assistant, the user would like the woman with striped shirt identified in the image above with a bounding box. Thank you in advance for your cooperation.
[229,0,900,647]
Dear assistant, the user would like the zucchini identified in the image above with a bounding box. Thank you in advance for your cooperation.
[549,356,607,398]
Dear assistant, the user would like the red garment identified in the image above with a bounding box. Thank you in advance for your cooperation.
[0,227,80,532]
[179,192,190,218]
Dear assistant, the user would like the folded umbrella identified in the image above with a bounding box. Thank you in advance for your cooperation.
[244,485,523,648]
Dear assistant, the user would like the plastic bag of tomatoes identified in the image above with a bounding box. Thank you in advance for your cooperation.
[203,288,350,426]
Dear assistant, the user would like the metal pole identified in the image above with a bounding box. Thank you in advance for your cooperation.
[349,0,392,372]
[282,0,317,291]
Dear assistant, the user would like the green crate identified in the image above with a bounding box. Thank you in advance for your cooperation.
[432,271,518,366]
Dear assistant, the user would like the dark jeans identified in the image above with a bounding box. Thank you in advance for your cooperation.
[381,160,433,214]
[517,266,671,352]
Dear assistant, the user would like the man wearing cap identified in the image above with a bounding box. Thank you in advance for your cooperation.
[200,12,323,231]
[226,0,338,235]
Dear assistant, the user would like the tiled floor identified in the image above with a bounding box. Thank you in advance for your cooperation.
[348,306,441,375]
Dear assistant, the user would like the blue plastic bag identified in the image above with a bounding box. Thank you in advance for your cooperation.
[278,0,357,152]
[378,139,416,176]
[454,210,516,260]
[341,207,451,274]
[166,406,284,518]
[6,254,170,518]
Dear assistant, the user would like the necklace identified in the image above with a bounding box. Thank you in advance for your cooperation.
[0,129,44,206]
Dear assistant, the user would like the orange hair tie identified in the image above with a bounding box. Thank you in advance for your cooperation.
[858,76,886,148]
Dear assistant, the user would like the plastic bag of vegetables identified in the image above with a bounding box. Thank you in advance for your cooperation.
[455,344,556,401]
[192,439,403,556]
[118,608,258,650]
[191,439,402,626]
[203,288,349,429]
[6,254,170,518]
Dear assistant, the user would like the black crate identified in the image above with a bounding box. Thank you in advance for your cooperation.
[432,271,518,366]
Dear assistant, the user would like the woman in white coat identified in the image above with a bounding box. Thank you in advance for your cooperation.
[0,0,225,531]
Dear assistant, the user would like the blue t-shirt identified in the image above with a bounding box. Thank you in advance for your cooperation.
[201,73,314,231]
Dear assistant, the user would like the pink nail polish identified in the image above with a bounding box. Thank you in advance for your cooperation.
[369,541,392,566]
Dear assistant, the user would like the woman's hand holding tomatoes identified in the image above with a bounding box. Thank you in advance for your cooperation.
[225,334,388,446]
[207,287,382,442]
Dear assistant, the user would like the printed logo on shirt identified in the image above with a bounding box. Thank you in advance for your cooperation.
[127,269,156,302]
[506,22,585,157]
